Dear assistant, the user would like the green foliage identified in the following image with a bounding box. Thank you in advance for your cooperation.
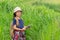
[0,0,60,40]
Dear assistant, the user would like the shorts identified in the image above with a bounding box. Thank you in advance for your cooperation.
[13,31,26,40]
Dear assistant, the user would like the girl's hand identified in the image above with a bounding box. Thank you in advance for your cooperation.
[22,27,26,31]
[21,25,30,31]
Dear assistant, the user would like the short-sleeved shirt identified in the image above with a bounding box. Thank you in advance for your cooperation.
[13,18,24,29]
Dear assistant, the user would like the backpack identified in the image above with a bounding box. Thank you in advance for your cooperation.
[10,21,14,38]
[10,18,19,38]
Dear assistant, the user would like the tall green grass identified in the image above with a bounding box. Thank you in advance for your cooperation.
[0,0,60,40]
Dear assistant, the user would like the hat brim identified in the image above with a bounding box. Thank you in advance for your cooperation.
[14,10,22,13]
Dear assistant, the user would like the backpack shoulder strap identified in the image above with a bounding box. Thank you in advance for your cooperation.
[15,18,19,26]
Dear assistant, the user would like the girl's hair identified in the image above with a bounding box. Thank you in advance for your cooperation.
[13,12,16,18]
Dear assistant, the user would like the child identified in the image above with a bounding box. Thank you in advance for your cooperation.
[11,7,29,40]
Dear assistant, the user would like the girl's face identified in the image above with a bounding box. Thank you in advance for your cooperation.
[16,10,22,17]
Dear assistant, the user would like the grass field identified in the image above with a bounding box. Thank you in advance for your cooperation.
[0,0,60,40]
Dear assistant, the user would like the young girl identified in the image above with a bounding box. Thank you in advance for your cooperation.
[12,7,27,40]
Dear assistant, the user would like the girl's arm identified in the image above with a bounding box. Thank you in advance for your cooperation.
[13,25,22,31]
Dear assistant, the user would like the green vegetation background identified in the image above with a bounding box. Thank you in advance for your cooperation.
[0,0,60,40]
